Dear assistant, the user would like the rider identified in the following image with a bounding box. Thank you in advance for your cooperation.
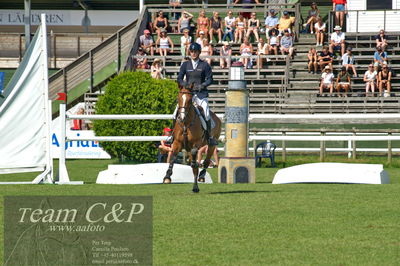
[176,42,218,146]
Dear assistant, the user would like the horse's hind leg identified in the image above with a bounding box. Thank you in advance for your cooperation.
[190,148,200,193]
[163,153,176,184]
[198,145,216,182]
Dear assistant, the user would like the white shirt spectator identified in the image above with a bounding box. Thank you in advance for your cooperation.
[331,31,345,43]
[181,35,192,46]
[224,16,236,28]
[314,22,326,31]
[321,72,334,84]
[258,43,268,54]
[364,70,377,81]
[270,36,278,46]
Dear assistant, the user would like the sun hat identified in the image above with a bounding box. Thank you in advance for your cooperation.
[324,65,331,70]
[334,25,342,31]
[144,29,150,34]
[222,41,229,46]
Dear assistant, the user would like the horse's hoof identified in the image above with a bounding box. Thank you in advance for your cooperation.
[192,187,200,193]
[198,177,205,183]
[163,177,171,184]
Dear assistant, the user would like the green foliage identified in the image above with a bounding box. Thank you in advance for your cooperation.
[93,71,178,162]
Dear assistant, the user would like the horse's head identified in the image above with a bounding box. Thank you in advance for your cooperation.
[177,83,194,122]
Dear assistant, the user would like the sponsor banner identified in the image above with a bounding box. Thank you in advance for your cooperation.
[4,196,153,266]
[0,10,138,26]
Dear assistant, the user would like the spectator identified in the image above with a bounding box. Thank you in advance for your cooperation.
[278,11,295,35]
[234,0,260,19]
[197,145,219,167]
[264,9,279,39]
[318,46,333,72]
[201,39,213,65]
[378,63,392,96]
[196,31,207,47]
[336,66,351,96]
[169,0,182,21]
[235,13,247,44]
[223,10,236,43]
[314,17,326,46]
[156,30,174,56]
[178,11,194,33]
[209,11,223,44]
[153,11,168,36]
[332,0,347,29]
[376,29,388,51]
[158,127,173,163]
[329,25,345,56]
[135,47,149,69]
[268,28,279,55]
[180,28,192,57]
[307,47,318,74]
[246,12,260,42]
[240,37,253,68]
[374,46,388,66]
[304,2,320,34]
[280,29,294,58]
[257,37,269,68]
[139,29,154,56]
[364,64,377,96]
[151,59,164,79]
[71,108,85,130]
[342,47,357,77]
[220,41,232,69]
[196,10,209,37]
[319,65,334,96]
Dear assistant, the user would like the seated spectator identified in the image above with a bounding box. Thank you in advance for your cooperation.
[234,0,260,19]
[378,63,392,96]
[342,47,357,77]
[153,11,168,36]
[246,12,260,42]
[333,0,347,29]
[139,29,154,56]
[280,29,294,58]
[223,10,236,43]
[235,13,247,44]
[336,66,351,96]
[278,11,295,35]
[196,31,207,47]
[319,66,334,96]
[307,47,318,73]
[364,64,377,96]
[169,0,182,21]
[178,11,194,33]
[318,46,333,72]
[200,39,213,65]
[257,37,268,69]
[304,2,320,34]
[268,28,279,55]
[135,48,149,69]
[220,41,232,69]
[376,29,388,51]
[151,59,164,79]
[180,29,192,57]
[209,11,223,44]
[197,145,219,168]
[329,25,345,56]
[264,9,279,39]
[314,17,326,46]
[71,108,85,130]
[240,37,253,68]
[196,10,209,37]
[374,46,388,66]
[158,128,173,163]
[156,30,174,56]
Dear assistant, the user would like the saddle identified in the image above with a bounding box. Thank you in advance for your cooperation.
[192,104,215,131]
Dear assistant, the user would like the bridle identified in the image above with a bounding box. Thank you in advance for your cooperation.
[177,89,193,124]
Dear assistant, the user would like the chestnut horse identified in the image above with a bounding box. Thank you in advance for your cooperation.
[163,85,221,192]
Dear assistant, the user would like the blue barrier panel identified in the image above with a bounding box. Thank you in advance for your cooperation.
[0,72,4,93]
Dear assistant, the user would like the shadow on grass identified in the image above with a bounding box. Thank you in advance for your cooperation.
[210,190,281,195]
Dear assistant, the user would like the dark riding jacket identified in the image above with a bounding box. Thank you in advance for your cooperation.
[177,59,213,99]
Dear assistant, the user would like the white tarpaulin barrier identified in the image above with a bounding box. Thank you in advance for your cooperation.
[0,14,52,183]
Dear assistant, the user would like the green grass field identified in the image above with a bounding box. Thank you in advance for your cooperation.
[1,157,400,265]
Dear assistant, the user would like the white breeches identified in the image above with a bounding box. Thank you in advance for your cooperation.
[173,95,210,121]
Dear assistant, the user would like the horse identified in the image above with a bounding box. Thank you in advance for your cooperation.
[163,84,222,193]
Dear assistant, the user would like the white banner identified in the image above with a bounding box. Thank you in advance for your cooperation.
[0,10,138,26]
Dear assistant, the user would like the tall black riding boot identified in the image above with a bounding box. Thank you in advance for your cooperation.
[206,120,218,146]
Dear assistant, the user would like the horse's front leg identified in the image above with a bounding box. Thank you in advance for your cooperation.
[163,143,181,184]
[190,147,200,193]
[198,145,216,182]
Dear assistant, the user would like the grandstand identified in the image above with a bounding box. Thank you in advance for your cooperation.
[1,0,400,115]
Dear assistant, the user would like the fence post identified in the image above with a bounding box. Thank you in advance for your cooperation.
[282,131,286,163]
[253,139,257,156]
[53,33,57,69]
[117,31,121,73]
[352,129,356,159]
[320,129,325,162]
[89,50,94,92]
[387,130,392,165]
